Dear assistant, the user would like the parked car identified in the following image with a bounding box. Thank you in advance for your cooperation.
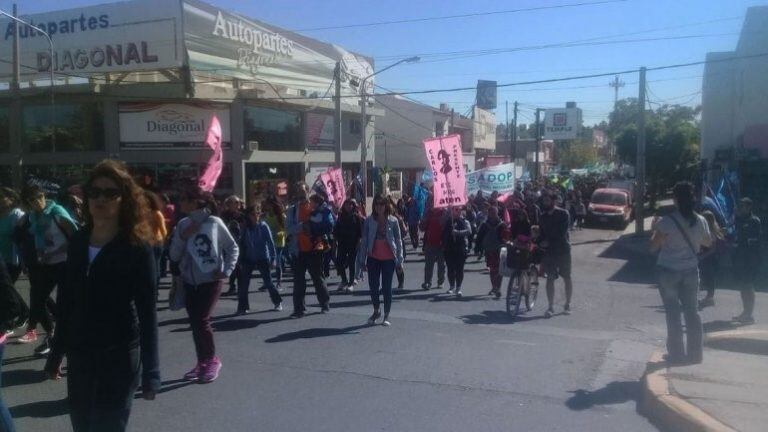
[587,188,633,229]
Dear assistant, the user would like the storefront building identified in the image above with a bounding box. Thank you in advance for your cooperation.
[0,0,377,201]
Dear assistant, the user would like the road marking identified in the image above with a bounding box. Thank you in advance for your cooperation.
[496,339,537,346]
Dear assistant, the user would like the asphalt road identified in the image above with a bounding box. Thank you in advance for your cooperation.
[3,225,765,432]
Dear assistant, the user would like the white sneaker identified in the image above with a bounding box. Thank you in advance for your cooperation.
[456,289,463,298]
[274,302,283,312]
[446,287,455,294]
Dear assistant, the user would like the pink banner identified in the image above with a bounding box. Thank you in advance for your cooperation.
[423,134,467,208]
[198,115,223,192]
[327,167,346,205]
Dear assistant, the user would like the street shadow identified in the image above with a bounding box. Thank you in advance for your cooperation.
[703,320,744,333]
[134,379,195,398]
[565,381,641,411]
[0,368,47,388]
[265,324,369,343]
[460,310,553,325]
[9,398,68,419]
[212,316,294,332]
[0,355,40,367]
[706,337,768,356]
[158,313,237,327]
[571,239,616,246]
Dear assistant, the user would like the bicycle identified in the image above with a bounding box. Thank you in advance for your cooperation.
[499,242,540,319]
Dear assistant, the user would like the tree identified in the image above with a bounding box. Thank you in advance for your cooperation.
[557,140,598,170]
[610,98,701,202]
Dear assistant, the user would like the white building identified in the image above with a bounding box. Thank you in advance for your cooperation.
[700,6,768,162]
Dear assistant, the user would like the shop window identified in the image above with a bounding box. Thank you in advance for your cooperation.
[244,106,302,151]
[0,106,8,152]
[23,103,104,152]
[349,119,361,135]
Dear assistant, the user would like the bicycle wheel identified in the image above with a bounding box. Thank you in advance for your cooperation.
[525,265,539,312]
[506,272,524,318]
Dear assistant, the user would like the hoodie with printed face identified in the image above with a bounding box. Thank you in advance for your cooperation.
[169,209,239,286]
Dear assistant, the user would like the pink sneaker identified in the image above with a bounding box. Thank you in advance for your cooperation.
[17,330,37,344]
[199,357,221,383]
[183,363,203,381]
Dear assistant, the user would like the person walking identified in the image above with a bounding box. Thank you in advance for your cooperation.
[333,199,364,293]
[539,190,574,318]
[405,196,421,249]
[238,204,282,314]
[286,184,333,318]
[44,160,160,431]
[221,196,244,296]
[145,191,168,289]
[698,210,724,309]
[18,185,78,356]
[0,258,25,432]
[420,207,447,290]
[170,185,239,383]
[0,187,25,282]
[477,206,509,299]
[262,197,287,290]
[444,207,471,297]
[731,197,761,324]
[650,182,712,365]
[358,195,404,326]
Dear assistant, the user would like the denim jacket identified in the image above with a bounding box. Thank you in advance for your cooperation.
[357,215,404,267]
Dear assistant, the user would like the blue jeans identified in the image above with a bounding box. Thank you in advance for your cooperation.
[367,257,396,315]
[658,267,703,362]
[0,343,16,432]
[274,247,285,285]
[239,260,282,310]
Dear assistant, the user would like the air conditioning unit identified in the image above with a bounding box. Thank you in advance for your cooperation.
[247,141,259,151]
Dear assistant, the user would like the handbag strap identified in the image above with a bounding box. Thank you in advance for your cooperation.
[668,213,699,258]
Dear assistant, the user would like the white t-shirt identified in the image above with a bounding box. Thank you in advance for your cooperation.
[655,211,712,271]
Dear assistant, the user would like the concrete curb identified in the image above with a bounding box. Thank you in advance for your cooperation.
[640,351,736,432]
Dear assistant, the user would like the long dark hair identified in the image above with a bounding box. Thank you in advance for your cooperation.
[340,198,358,218]
[372,194,392,219]
[180,183,219,216]
[83,160,154,244]
[673,181,696,226]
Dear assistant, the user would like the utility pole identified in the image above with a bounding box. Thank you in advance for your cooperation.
[534,108,542,180]
[450,108,454,133]
[333,62,342,168]
[512,101,518,163]
[609,75,625,108]
[635,67,647,235]
[505,101,509,163]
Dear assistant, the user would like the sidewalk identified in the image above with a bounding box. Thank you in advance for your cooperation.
[642,329,768,432]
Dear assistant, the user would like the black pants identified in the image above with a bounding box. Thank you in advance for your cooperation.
[292,251,330,313]
[28,262,65,334]
[445,251,467,288]
[408,224,419,249]
[67,347,139,432]
[336,244,357,286]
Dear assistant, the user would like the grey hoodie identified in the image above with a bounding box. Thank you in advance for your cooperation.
[170,209,239,286]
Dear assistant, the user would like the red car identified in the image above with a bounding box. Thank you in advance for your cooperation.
[587,188,633,229]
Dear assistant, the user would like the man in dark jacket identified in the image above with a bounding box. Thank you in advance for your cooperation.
[538,191,573,318]
[732,197,761,324]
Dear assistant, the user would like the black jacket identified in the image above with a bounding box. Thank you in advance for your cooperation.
[333,212,364,248]
[0,260,27,334]
[47,229,160,392]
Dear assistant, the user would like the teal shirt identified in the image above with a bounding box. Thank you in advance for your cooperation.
[0,208,24,266]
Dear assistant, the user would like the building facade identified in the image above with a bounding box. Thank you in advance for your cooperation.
[0,0,377,202]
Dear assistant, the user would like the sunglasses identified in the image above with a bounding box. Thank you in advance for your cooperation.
[86,187,121,200]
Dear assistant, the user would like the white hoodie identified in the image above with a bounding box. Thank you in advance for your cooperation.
[170,209,239,286]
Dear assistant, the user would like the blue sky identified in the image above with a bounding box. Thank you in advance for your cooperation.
[4,0,766,126]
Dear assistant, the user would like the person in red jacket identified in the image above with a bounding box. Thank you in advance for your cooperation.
[420,207,447,290]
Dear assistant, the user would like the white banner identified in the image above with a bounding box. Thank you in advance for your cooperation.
[466,163,517,196]
[0,1,182,79]
[543,108,582,140]
[119,102,231,149]
[473,107,496,150]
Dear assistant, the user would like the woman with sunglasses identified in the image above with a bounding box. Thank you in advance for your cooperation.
[358,195,404,326]
[45,160,160,432]
[170,184,238,383]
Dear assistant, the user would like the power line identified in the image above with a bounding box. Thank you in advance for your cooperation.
[294,0,628,32]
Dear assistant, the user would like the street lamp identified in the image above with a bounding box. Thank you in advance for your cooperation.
[0,8,56,153]
[359,56,419,201]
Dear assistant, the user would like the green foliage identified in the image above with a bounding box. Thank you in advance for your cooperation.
[557,140,599,169]
[609,98,700,197]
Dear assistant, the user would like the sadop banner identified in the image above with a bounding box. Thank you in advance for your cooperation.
[423,134,467,208]
[466,163,516,196]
